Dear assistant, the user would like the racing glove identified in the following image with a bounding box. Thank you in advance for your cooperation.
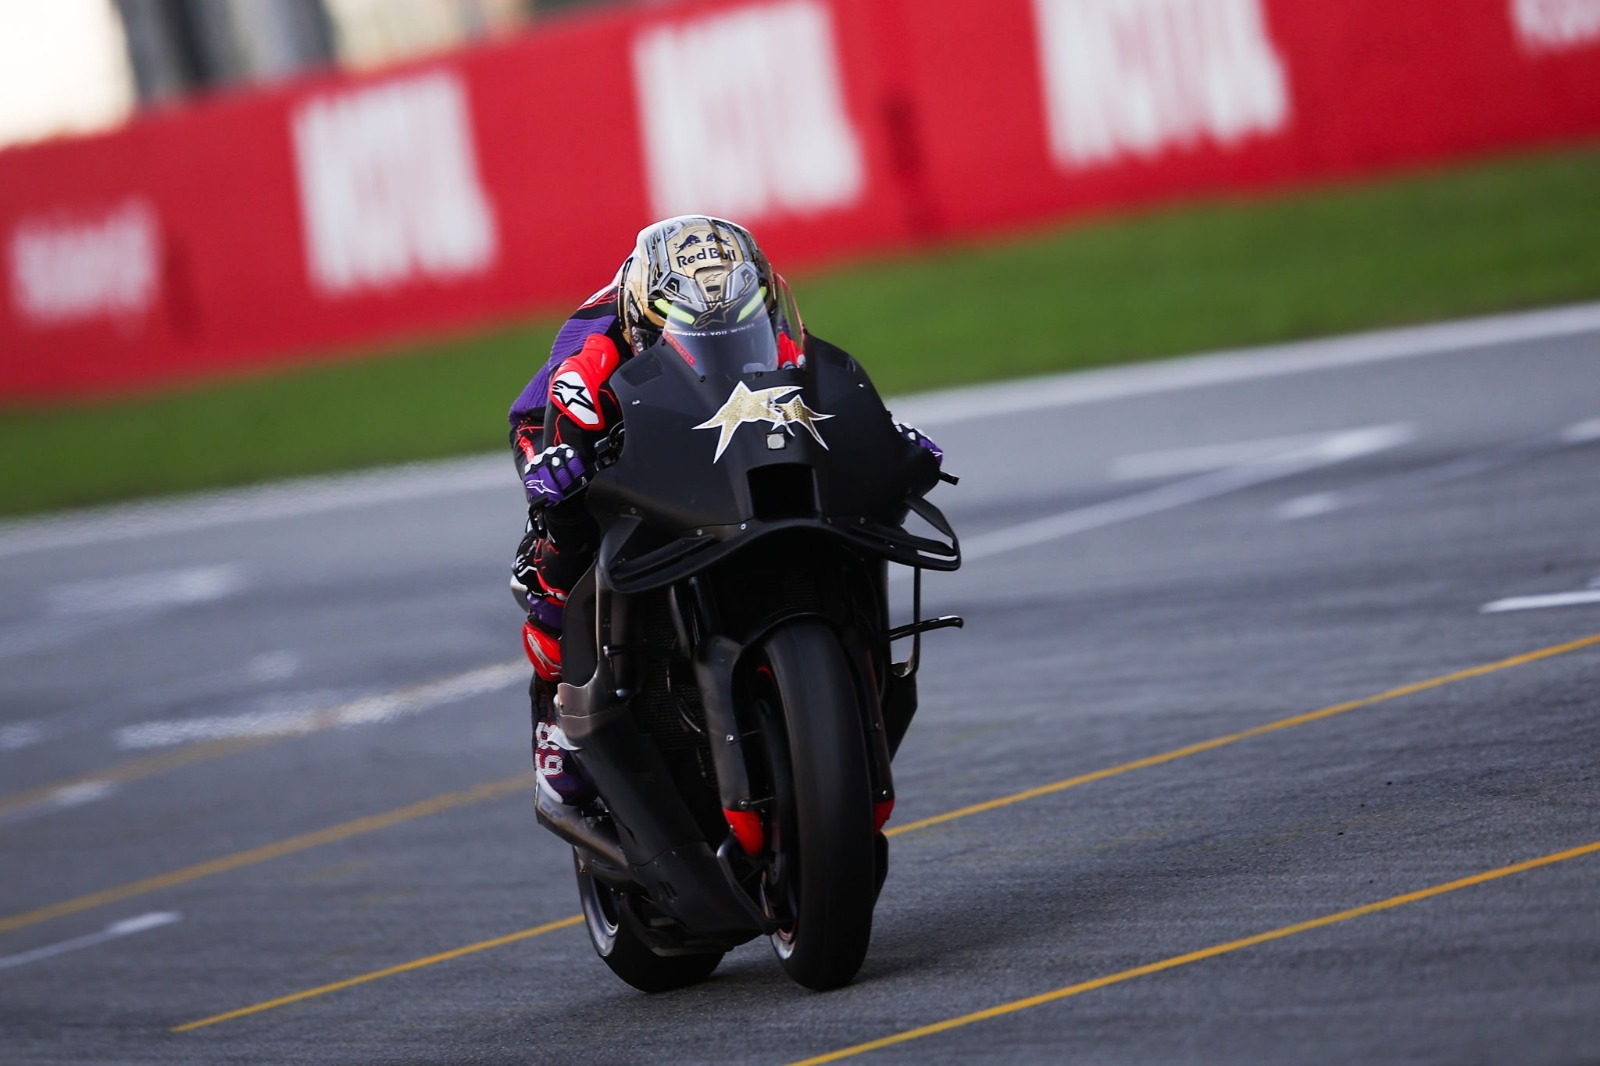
[893,421,943,466]
[521,443,589,506]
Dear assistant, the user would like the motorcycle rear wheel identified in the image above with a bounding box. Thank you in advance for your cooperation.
[573,851,725,992]
[757,620,877,991]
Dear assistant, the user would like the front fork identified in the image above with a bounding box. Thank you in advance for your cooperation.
[677,565,944,857]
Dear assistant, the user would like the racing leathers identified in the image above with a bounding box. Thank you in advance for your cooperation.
[507,283,630,806]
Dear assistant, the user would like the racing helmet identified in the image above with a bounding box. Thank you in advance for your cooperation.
[619,216,791,354]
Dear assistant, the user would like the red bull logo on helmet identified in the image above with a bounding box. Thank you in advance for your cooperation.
[675,243,735,269]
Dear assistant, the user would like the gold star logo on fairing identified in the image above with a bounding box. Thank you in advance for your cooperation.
[693,382,834,462]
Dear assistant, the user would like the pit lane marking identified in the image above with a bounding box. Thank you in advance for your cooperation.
[788,840,1600,1065]
[170,915,583,1033]
[0,565,248,661]
[883,630,1600,836]
[1277,416,1600,520]
[0,660,525,822]
[1107,429,1364,481]
[1482,586,1600,613]
[0,776,531,936]
[163,629,1600,1031]
[113,661,525,750]
[0,912,181,971]
[896,301,1600,428]
[963,424,1411,561]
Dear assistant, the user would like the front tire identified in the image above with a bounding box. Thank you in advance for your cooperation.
[757,621,877,991]
[573,851,724,992]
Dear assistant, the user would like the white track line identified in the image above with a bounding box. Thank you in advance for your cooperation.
[0,912,180,971]
[112,660,525,750]
[1481,590,1600,614]
[1108,431,1346,481]
[1560,417,1600,445]
[0,722,46,752]
[1278,416,1600,520]
[0,781,122,828]
[1,303,1595,560]
[0,565,249,661]
[0,456,507,561]
[895,301,1600,427]
[963,425,1412,562]
[0,661,526,824]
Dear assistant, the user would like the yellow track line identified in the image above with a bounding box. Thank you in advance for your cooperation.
[165,630,1600,1032]
[0,737,277,820]
[15,634,1598,942]
[788,839,1600,1065]
[0,775,531,936]
[886,630,1600,837]
[173,915,584,1032]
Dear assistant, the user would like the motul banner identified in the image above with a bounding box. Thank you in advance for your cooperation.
[3,0,1598,400]
[884,0,1600,233]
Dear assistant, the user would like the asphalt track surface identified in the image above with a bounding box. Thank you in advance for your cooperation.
[2,305,1598,1064]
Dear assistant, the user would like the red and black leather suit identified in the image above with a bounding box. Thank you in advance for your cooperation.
[507,281,632,680]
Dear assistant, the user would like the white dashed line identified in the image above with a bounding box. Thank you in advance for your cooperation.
[0,722,46,752]
[112,660,525,750]
[0,565,249,661]
[0,781,123,827]
[245,651,301,685]
[1277,416,1600,521]
[44,565,248,615]
[1481,590,1600,614]
[1561,417,1600,444]
[1108,431,1349,481]
[0,457,507,561]
[0,912,181,970]
[897,302,1600,428]
[963,425,1413,562]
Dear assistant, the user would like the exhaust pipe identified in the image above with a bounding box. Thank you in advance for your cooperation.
[534,785,630,874]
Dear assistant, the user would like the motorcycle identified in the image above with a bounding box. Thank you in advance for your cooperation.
[536,291,961,992]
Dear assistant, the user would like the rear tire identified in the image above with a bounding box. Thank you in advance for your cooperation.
[757,621,877,991]
[573,852,724,993]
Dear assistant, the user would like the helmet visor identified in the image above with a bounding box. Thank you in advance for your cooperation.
[658,275,805,375]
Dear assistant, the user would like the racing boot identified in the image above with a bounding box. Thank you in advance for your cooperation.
[524,619,597,808]
[533,680,597,808]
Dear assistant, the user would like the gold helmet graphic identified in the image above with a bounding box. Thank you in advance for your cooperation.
[620,216,776,352]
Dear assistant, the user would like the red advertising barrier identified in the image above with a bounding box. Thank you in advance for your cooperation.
[0,0,914,399]
[3,0,1599,401]
[883,0,1600,234]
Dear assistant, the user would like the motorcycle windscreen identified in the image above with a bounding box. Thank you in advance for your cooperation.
[657,276,806,376]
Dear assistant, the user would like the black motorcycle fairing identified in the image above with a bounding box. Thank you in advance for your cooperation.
[553,569,768,945]
[560,526,899,805]
[550,531,904,945]
[582,334,954,593]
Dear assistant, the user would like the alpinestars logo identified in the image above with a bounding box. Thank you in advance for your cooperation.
[694,382,833,462]
[552,371,601,429]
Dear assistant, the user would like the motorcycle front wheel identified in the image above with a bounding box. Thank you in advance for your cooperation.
[755,620,878,991]
[573,851,725,992]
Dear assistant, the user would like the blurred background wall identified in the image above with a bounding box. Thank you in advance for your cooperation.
[2,0,1598,401]
[0,0,631,147]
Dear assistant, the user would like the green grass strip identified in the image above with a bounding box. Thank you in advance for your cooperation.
[3,144,1598,518]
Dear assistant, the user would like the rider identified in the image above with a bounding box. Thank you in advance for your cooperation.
[507,215,942,808]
